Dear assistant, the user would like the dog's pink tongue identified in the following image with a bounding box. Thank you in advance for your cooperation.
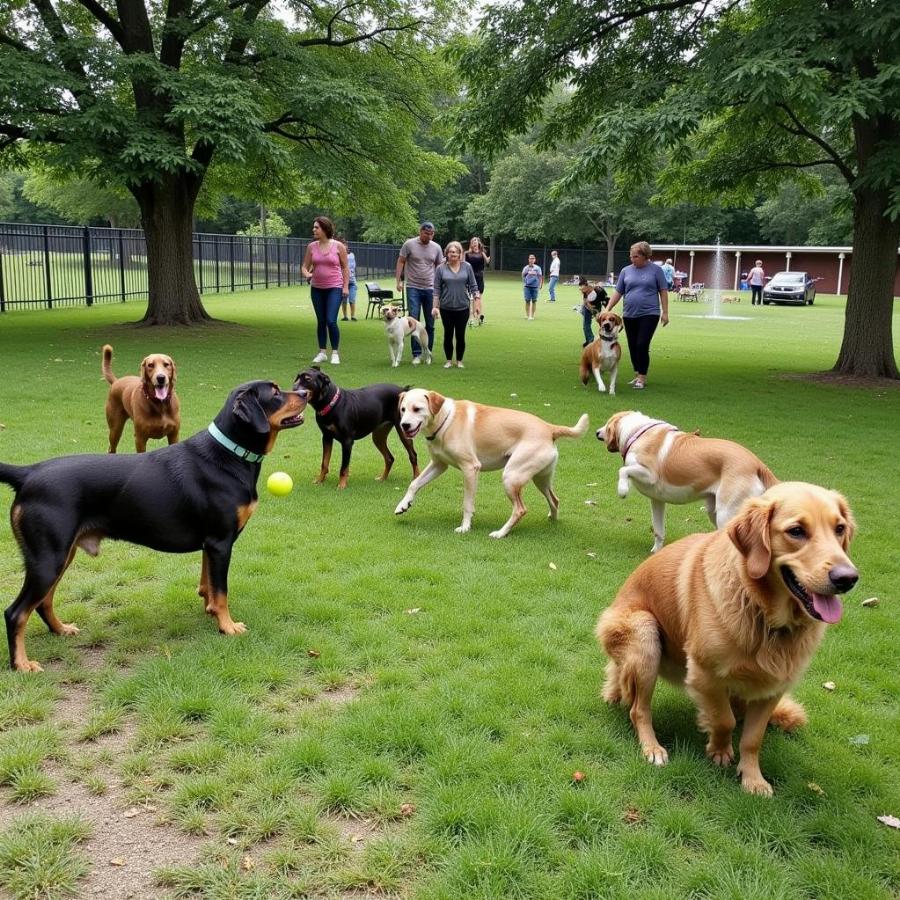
[154,386,169,401]
[811,593,842,624]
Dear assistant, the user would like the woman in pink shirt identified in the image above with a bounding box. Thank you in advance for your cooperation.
[301,216,350,364]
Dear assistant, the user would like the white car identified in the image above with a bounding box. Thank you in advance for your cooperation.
[762,271,816,305]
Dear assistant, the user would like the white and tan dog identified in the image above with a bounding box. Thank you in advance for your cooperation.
[395,389,589,537]
[597,482,858,796]
[597,410,779,553]
[382,305,432,367]
[579,311,624,394]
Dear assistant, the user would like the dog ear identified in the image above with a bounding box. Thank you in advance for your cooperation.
[834,492,856,550]
[601,414,621,452]
[427,391,446,417]
[398,390,406,410]
[232,388,270,434]
[727,498,775,580]
[168,357,176,389]
[140,357,152,385]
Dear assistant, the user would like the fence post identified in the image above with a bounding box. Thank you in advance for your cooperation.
[43,225,52,308]
[118,231,126,301]
[0,240,5,313]
[249,237,254,289]
[214,238,220,293]
[83,227,94,307]
[264,237,269,289]
[276,239,282,286]
[230,236,235,292]
[197,233,204,294]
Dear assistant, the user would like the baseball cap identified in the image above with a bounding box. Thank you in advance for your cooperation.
[420,221,435,231]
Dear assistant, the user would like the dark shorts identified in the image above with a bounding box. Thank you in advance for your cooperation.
[523,285,539,302]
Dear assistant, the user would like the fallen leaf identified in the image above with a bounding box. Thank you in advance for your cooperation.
[307,649,320,658]
[877,815,900,830]
[241,855,255,871]
[123,808,140,818]
[807,782,826,796]
[109,858,126,867]
[226,837,239,846]
[822,681,836,691]
[849,734,870,746]
[623,807,642,825]
[549,562,557,571]
[572,771,585,784]
[405,608,422,615]
[510,393,518,397]
[586,482,598,487]
[586,552,597,559]
[399,803,416,817]
[861,597,879,608]
[350,834,364,843]
[584,499,597,506]
[544,403,551,406]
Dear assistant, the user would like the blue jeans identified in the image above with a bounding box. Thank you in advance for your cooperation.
[581,305,595,344]
[406,286,435,357]
[548,275,559,301]
[311,286,342,350]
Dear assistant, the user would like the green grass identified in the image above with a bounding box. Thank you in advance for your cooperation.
[0,278,899,897]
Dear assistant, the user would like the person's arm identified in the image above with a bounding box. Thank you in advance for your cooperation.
[465,263,481,315]
[300,244,314,281]
[395,247,406,294]
[606,289,622,312]
[337,242,350,296]
[432,265,444,315]
[660,289,669,326]
[538,268,544,290]
[483,249,491,265]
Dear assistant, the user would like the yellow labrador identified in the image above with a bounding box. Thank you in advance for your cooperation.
[597,410,778,553]
[596,482,858,796]
[395,389,588,537]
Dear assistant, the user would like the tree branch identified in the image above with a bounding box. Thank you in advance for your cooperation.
[74,0,125,46]
[295,19,423,49]
[30,0,95,101]
[0,29,32,53]
[775,104,855,183]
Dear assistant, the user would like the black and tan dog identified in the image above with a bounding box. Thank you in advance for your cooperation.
[1,381,307,672]
[293,367,418,489]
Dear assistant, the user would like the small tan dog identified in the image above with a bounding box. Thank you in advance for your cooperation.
[102,344,180,453]
[395,389,589,537]
[580,311,624,394]
[722,295,741,304]
[382,305,432,367]
[597,410,778,553]
[596,482,858,796]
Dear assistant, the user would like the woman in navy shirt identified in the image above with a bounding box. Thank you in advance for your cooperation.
[606,241,669,390]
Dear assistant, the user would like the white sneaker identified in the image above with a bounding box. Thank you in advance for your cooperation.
[456,361,465,369]
[412,357,421,366]
[330,351,340,365]
[443,361,453,368]
[312,351,327,363]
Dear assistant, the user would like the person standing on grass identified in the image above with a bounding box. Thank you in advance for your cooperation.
[661,257,675,292]
[465,236,490,324]
[578,277,608,346]
[434,241,480,368]
[548,249,561,301]
[522,254,543,319]
[395,222,443,365]
[748,259,766,306]
[301,216,349,365]
[339,237,358,321]
[606,241,669,390]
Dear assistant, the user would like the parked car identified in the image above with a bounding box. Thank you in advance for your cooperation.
[762,271,816,305]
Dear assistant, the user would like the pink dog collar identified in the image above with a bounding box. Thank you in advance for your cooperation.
[621,420,675,460]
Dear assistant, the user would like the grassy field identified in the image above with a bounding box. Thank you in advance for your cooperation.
[0,277,898,898]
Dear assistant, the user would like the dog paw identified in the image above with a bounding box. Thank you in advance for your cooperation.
[706,744,735,767]
[488,529,507,539]
[740,773,774,797]
[650,541,664,554]
[617,483,629,498]
[455,523,471,534]
[642,744,669,766]
[220,621,247,636]
[59,623,80,637]
[395,500,411,515]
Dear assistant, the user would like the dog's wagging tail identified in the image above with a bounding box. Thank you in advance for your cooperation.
[1,380,307,672]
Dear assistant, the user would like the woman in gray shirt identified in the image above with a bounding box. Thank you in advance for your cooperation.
[433,241,480,368]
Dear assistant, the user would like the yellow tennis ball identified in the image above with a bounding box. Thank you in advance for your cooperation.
[266,471,293,496]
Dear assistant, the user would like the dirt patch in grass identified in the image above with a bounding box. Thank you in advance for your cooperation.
[780,371,900,390]
[0,650,207,899]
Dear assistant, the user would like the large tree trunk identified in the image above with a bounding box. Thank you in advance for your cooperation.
[605,234,617,278]
[132,174,212,325]
[833,189,899,379]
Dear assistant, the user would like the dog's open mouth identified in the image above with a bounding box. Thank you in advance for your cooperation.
[279,414,305,428]
[403,423,421,438]
[154,385,170,401]
[781,566,842,624]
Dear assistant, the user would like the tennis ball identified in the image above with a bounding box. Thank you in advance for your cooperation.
[266,471,293,496]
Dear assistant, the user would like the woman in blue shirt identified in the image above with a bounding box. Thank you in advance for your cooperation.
[606,241,669,390]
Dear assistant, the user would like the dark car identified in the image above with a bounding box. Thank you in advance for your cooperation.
[762,271,817,305]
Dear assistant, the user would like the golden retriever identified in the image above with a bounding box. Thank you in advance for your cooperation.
[597,410,778,553]
[596,482,858,795]
[395,388,588,537]
[102,344,180,453]
[579,312,624,394]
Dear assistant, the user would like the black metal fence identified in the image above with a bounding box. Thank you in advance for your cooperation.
[0,222,628,312]
[0,222,402,312]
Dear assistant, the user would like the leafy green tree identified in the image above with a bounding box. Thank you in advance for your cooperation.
[1,1,461,324]
[452,0,900,377]
[756,174,853,247]
[23,170,141,227]
[237,210,290,238]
